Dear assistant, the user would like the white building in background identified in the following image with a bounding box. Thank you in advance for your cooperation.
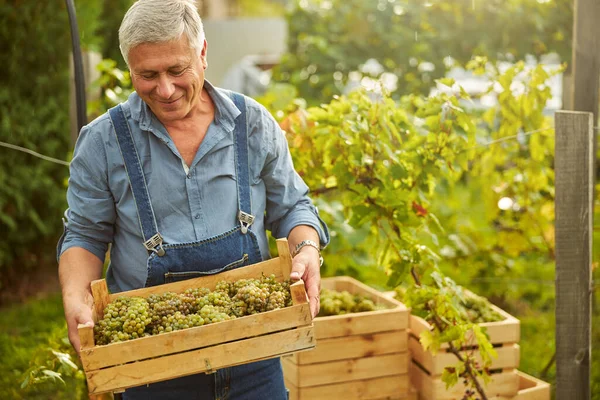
[203,18,287,95]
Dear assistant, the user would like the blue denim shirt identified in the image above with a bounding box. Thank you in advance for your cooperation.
[59,81,329,292]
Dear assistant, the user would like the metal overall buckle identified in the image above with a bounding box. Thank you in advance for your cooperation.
[238,211,255,234]
[144,233,166,256]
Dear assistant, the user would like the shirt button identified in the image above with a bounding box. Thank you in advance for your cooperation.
[187,174,192,179]
[195,214,200,219]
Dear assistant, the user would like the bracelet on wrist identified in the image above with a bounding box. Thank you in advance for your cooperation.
[292,239,324,267]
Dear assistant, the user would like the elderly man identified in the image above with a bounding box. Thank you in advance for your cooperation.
[57,0,329,398]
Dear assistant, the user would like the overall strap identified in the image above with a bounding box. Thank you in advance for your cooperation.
[108,105,165,256]
[230,93,254,234]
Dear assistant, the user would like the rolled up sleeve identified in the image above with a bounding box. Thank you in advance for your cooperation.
[260,112,330,248]
[58,124,116,263]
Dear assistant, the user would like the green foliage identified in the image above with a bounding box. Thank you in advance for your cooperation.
[272,0,572,104]
[396,282,503,324]
[428,60,562,308]
[280,84,474,284]
[235,0,286,17]
[20,329,86,398]
[73,0,104,51]
[88,58,133,119]
[0,1,72,286]
[96,0,135,67]
[261,57,569,397]
[0,293,87,399]
[270,83,510,395]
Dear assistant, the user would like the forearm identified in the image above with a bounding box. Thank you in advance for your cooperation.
[287,225,320,255]
[59,247,103,302]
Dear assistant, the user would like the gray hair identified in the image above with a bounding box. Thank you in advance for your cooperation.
[119,0,205,66]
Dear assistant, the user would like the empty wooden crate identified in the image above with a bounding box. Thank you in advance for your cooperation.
[79,239,314,396]
[284,276,413,400]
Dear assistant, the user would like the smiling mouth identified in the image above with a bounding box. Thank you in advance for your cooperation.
[158,97,182,105]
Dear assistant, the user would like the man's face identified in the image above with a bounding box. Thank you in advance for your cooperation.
[128,36,208,123]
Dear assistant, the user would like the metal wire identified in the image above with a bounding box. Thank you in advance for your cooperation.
[0,141,70,166]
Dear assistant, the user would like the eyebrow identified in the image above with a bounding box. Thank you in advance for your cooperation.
[135,61,190,74]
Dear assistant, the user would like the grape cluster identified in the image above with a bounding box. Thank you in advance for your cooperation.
[94,274,292,345]
[460,293,503,323]
[318,288,385,317]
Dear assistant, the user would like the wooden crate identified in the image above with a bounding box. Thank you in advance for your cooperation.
[410,361,519,400]
[285,375,418,400]
[506,371,550,400]
[79,239,314,396]
[410,368,551,400]
[283,276,411,400]
[383,290,521,399]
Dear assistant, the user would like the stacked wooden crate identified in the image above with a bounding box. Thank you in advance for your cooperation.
[382,290,550,400]
[408,300,522,399]
[283,276,415,400]
[506,371,551,400]
[79,239,315,396]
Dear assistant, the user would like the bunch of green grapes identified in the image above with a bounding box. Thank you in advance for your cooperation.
[94,296,151,345]
[318,288,385,317]
[93,274,293,345]
[460,293,503,323]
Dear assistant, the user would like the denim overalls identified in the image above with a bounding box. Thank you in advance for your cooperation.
[107,92,287,400]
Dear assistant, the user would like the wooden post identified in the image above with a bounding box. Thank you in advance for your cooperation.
[571,0,600,186]
[554,111,594,400]
[571,0,600,122]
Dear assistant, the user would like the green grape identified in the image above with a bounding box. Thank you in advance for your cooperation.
[93,276,293,345]
[317,288,386,317]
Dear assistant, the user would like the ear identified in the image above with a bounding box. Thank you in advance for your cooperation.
[200,39,208,70]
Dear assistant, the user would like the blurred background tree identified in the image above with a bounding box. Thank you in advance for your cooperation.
[272,0,572,104]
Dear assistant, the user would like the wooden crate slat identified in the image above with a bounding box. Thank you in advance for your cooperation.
[283,352,409,388]
[285,374,412,400]
[315,309,408,339]
[78,324,95,351]
[509,371,551,400]
[276,239,293,280]
[82,303,311,370]
[290,280,309,305]
[87,325,314,394]
[409,335,520,376]
[91,280,109,321]
[410,361,519,400]
[295,330,408,365]
[107,257,283,302]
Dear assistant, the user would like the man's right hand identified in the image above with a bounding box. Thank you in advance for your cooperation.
[58,247,104,354]
[63,292,95,354]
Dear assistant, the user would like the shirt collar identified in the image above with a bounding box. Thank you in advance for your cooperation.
[126,79,241,132]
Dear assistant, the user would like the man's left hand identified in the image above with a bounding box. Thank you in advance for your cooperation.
[290,245,321,318]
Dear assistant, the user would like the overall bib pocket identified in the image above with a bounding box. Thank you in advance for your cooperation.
[163,253,249,283]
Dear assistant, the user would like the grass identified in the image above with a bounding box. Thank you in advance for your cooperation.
[0,292,87,399]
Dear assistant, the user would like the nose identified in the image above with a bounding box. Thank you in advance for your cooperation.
[156,75,176,99]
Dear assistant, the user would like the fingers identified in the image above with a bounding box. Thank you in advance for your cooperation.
[65,302,94,354]
[67,321,82,354]
[306,280,321,318]
[290,258,307,281]
[290,250,322,317]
